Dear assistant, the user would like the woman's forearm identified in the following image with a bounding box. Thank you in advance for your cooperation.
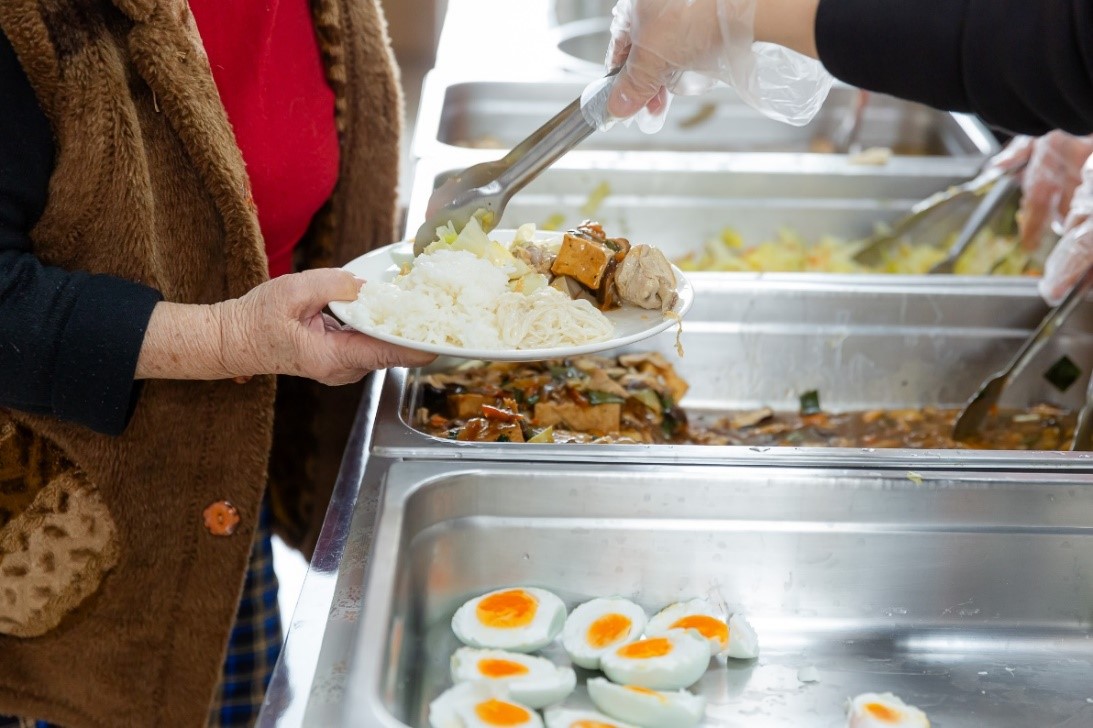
[754,0,819,59]
[135,301,233,380]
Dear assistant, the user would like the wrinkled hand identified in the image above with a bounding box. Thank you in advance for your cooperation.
[219,269,435,385]
[1040,154,1093,305]
[590,0,831,132]
[988,132,1093,250]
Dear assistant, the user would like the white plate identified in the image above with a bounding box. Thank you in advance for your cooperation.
[328,229,694,361]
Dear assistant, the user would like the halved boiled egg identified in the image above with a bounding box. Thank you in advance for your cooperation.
[429,682,543,728]
[452,587,567,653]
[644,599,729,657]
[644,599,760,659]
[562,597,648,669]
[451,647,576,709]
[543,707,637,728]
[846,692,931,728]
[586,677,705,728]
[599,629,710,690]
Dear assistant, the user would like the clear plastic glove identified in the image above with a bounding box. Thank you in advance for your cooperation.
[987,132,1093,250]
[582,0,833,133]
[1040,153,1093,305]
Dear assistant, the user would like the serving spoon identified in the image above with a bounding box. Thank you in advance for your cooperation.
[412,72,618,255]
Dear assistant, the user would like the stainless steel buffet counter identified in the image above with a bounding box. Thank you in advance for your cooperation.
[258,280,1093,727]
[257,2,1093,726]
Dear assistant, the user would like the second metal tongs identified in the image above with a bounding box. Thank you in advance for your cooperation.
[412,72,618,254]
[852,163,1025,267]
[952,263,1093,444]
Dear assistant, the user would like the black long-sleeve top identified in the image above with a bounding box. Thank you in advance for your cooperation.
[815,0,1093,136]
[3,1,1093,436]
[0,31,161,436]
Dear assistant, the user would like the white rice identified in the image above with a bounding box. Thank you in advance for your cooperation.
[343,249,613,350]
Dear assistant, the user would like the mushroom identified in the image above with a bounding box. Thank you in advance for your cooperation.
[512,240,556,276]
[616,244,679,312]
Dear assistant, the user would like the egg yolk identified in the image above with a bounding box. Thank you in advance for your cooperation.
[478,658,530,678]
[626,685,668,703]
[586,612,632,648]
[572,722,618,728]
[474,698,531,725]
[617,637,673,659]
[476,590,538,629]
[865,702,902,723]
[671,614,729,645]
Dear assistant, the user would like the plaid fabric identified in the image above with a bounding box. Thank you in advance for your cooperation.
[209,503,283,728]
[1,504,282,728]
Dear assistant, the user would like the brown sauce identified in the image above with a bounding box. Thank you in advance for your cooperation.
[415,357,1076,451]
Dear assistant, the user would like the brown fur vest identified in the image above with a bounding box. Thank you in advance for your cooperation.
[0,0,401,725]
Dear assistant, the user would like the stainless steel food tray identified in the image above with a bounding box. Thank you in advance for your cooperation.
[342,461,1093,727]
[549,0,614,27]
[406,157,999,261]
[412,76,998,160]
[370,276,1093,469]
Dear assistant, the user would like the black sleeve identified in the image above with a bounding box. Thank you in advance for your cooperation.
[816,0,1093,136]
[0,30,163,436]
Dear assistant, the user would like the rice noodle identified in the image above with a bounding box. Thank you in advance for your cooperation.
[494,289,613,349]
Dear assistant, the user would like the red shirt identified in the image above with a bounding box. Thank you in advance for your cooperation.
[188,0,340,279]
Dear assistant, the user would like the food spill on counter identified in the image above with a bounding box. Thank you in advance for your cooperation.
[415,355,1077,450]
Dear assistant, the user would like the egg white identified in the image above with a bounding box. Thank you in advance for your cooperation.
[846,692,931,728]
[562,597,648,669]
[543,707,638,728]
[452,587,567,653]
[587,677,705,728]
[429,682,543,728]
[599,629,710,690]
[644,599,728,657]
[450,647,575,709]
[725,613,760,659]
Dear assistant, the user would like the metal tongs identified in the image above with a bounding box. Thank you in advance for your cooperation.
[831,90,870,154]
[927,173,1023,274]
[952,264,1093,446]
[412,72,617,254]
[852,163,1024,267]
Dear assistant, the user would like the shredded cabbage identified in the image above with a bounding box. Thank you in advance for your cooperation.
[676,226,1038,276]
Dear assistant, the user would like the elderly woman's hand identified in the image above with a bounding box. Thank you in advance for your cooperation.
[987,132,1093,251]
[137,269,434,383]
[594,0,831,130]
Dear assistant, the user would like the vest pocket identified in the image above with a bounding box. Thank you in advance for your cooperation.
[0,422,120,637]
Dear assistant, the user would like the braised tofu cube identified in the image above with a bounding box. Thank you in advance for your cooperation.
[550,233,613,290]
[533,401,621,435]
[448,393,487,419]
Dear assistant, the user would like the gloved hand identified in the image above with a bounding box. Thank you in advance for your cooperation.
[987,132,1093,250]
[582,0,833,133]
[1040,153,1093,305]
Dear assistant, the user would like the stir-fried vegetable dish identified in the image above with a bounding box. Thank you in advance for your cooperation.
[415,356,1075,450]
